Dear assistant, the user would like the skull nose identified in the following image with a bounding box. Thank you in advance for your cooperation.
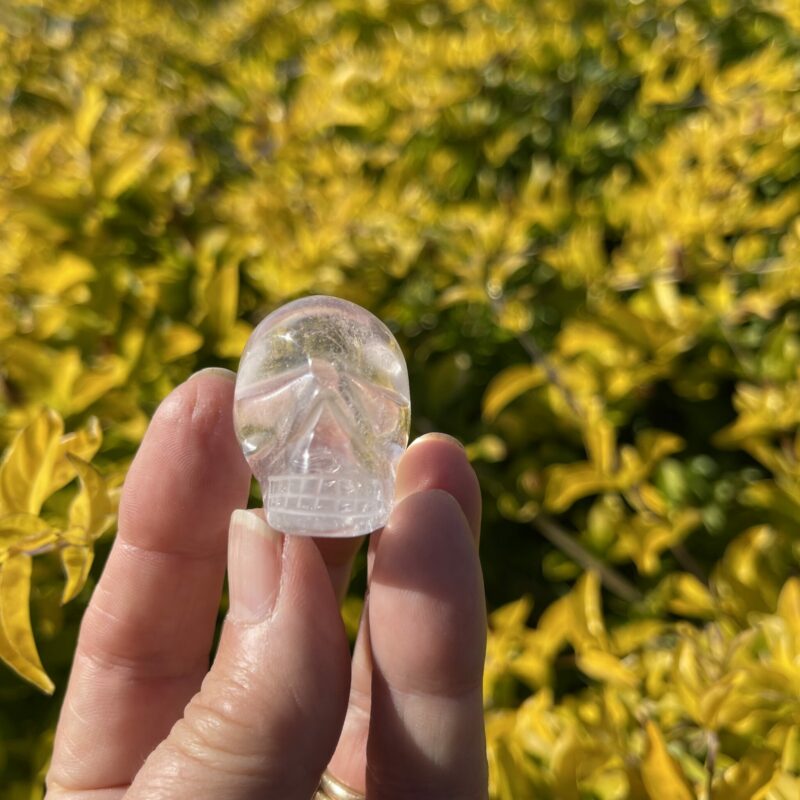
[308,357,339,388]
[289,402,355,473]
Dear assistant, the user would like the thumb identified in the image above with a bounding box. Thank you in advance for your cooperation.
[126,510,351,800]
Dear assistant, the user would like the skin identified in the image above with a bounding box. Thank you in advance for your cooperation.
[46,369,488,800]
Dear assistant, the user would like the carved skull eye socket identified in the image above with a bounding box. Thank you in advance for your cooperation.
[233,296,411,538]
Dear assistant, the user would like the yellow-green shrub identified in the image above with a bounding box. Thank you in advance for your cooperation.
[1,0,799,796]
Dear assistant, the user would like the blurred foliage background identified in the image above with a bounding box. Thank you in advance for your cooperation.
[1,0,799,796]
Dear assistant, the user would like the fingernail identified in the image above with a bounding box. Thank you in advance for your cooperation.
[228,509,283,623]
[408,432,465,451]
[189,367,237,383]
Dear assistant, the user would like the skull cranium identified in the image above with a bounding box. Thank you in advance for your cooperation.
[233,296,411,537]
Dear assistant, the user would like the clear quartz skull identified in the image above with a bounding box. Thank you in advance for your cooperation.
[233,295,411,537]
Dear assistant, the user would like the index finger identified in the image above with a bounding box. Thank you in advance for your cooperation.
[48,370,251,796]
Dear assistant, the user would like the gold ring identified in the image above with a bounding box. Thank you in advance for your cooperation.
[314,770,366,800]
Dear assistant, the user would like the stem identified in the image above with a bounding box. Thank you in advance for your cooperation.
[489,297,584,418]
[705,730,718,800]
[671,543,708,585]
[533,514,642,602]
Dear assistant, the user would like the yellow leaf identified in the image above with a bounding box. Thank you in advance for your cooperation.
[67,456,113,541]
[31,302,69,340]
[509,646,550,688]
[611,620,665,654]
[586,415,616,476]
[101,140,163,198]
[641,721,694,800]
[491,596,534,632]
[663,573,716,619]
[340,595,364,643]
[545,463,610,512]
[437,284,490,308]
[206,260,240,341]
[576,648,639,688]
[673,639,706,726]
[571,571,608,649]
[60,544,94,605]
[711,748,778,800]
[48,416,103,495]
[0,409,63,516]
[635,430,685,469]
[535,593,573,655]
[777,577,800,637]
[551,723,618,800]
[216,319,253,359]
[634,483,668,516]
[156,323,204,362]
[2,341,82,413]
[74,84,107,146]
[497,299,534,333]
[18,252,96,295]
[486,712,537,800]
[0,554,54,694]
[482,364,545,422]
[782,725,800,774]
[0,514,57,555]
[465,434,508,462]
[69,356,129,413]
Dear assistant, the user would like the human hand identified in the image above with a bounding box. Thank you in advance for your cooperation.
[46,369,488,799]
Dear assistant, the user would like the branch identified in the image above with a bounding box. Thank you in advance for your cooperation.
[533,513,642,602]
[488,297,583,418]
[705,729,718,800]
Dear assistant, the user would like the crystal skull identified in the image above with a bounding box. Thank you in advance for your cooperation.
[233,295,411,537]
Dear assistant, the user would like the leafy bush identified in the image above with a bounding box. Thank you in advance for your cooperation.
[1,0,799,796]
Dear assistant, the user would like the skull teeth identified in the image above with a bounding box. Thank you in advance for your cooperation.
[266,474,391,536]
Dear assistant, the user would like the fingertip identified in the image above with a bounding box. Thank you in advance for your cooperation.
[155,370,240,452]
[119,371,250,557]
[188,366,237,383]
[408,431,465,451]
[397,436,482,542]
